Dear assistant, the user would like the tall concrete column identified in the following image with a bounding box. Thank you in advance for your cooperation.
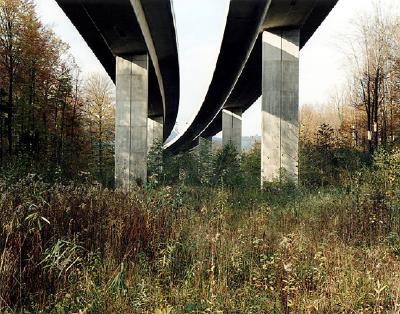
[115,55,149,189]
[148,116,163,149]
[261,29,300,184]
[222,108,242,151]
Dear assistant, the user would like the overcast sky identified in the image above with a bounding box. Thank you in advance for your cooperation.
[35,0,398,137]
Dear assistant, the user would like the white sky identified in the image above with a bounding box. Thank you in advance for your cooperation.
[35,0,399,137]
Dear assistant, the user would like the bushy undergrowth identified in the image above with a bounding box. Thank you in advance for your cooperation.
[1,148,400,313]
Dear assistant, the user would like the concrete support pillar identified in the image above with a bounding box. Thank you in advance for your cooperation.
[115,55,149,189]
[261,29,300,184]
[222,108,242,151]
[148,116,163,149]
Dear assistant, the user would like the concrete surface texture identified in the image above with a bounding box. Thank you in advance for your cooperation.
[222,108,242,151]
[115,55,149,189]
[148,116,164,149]
[261,30,299,184]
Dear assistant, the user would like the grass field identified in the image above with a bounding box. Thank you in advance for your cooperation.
[1,155,400,313]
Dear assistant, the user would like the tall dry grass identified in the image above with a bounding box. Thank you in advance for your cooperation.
[0,164,400,313]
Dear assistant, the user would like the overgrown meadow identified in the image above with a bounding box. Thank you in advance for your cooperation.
[1,137,400,313]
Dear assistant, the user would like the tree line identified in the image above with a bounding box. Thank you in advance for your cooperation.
[0,0,115,185]
[354,6,397,151]
[299,4,400,185]
[348,5,400,152]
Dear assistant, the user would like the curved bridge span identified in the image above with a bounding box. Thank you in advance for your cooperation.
[57,0,337,187]
[166,0,338,183]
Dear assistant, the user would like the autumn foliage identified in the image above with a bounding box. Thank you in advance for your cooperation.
[0,0,115,185]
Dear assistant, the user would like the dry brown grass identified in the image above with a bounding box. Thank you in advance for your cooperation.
[0,172,399,313]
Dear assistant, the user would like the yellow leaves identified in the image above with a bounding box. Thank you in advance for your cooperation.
[283,262,293,273]
[374,280,387,296]
[154,305,173,314]
[279,236,292,250]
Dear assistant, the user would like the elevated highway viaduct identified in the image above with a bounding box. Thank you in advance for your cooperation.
[167,0,338,184]
[55,0,179,189]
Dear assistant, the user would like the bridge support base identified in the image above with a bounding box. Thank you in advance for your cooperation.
[261,29,299,185]
[222,108,242,152]
[115,55,149,190]
[148,116,163,149]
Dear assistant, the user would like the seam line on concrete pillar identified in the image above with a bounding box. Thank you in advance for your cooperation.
[280,31,283,180]
[129,58,132,188]
[231,112,233,143]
